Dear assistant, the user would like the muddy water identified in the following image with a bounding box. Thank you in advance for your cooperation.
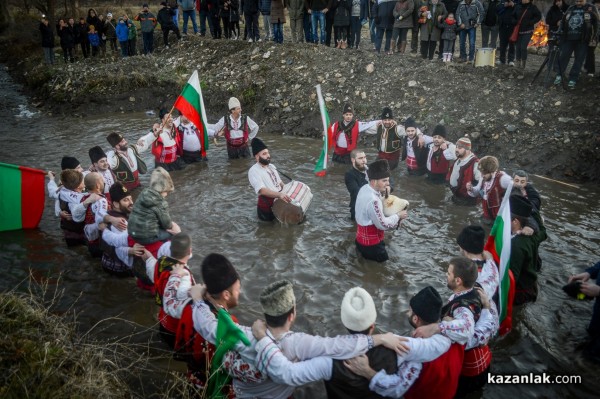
[1,67,599,398]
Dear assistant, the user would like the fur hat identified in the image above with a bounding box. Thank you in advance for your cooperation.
[432,124,447,138]
[60,169,83,190]
[410,286,443,324]
[456,225,486,254]
[251,138,268,156]
[149,167,174,193]
[478,156,499,174]
[109,182,130,203]
[340,287,377,332]
[456,137,471,150]
[88,146,107,164]
[260,280,295,317]
[107,132,124,148]
[343,103,353,114]
[510,194,533,218]
[201,253,240,295]
[367,159,390,180]
[61,156,80,171]
[228,97,241,110]
[380,107,393,119]
[404,117,417,129]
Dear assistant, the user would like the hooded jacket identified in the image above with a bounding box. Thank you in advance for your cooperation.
[127,188,173,241]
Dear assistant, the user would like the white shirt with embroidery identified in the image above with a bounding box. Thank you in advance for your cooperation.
[248,163,282,194]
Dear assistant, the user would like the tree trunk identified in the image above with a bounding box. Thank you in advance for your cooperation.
[0,0,12,34]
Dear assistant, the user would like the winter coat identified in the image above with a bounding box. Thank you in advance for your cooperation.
[88,32,100,47]
[333,0,352,26]
[127,188,173,242]
[260,0,273,14]
[514,3,541,34]
[545,3,568,34]
[456,0,484,28]
[134,11,157,33]
[40,22,55,48]
[289,0,306,18]
[178,0,197,11]
[57,24,74,48]
[560,4,599,44]
[157,7,177,28]
[481,0,499,27]
[229,0,240,21]
[413,0,427,24]
[419,1,447,41]
[116,20,130,41]
[271,0,288,22]
[393,0,414,29]
[75,22,90,43]
[496,0,517,28]
[375,0,397,29]
[128,21,138,39]
[244,0,260,13]
[105,19,117,39]
[442,0,459,14]
[86,10,101,31]
[439,18,458,39]
[305,0,330,12]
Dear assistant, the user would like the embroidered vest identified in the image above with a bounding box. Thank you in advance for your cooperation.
[375,125,401,154]
[333,120,360,156]
[113,147,147,190]
[452,156,478,198]
[59,197,85,233]
[482,171,506,220]
[429,145,452,175]
[401,135,429,170]
[224,115,249,147]
[152,126,179,161]
[441,289,482,322]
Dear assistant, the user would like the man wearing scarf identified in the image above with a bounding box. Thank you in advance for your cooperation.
[331,103,378,164]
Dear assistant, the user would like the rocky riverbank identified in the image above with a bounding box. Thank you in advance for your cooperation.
[4,35,599,182]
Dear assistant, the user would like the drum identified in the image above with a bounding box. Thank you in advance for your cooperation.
[272,181,313,224]
[475,48,496,67]
[382,195,409,217]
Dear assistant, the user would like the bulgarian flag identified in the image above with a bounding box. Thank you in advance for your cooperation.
[484,181,515,336]
[314,84,334,177]
[173,70,209,158]
[0,163,46,232]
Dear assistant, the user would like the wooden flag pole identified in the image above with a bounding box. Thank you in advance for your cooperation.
[531,174,580,189]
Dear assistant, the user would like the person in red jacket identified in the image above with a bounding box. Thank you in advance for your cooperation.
[331,103,378,164]
[151,108,187,171]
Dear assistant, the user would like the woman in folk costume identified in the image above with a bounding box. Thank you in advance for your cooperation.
[331,103,378,164]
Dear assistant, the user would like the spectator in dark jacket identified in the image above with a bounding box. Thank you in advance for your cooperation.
[245,0,261,41]
[196,0,214,36]
[105,13,118,53]
[75,17,90,58]
[456,0,484,62]
[179,0,199,34]
[157,1,182,47]
[40,17,55,65]
[513,0,541,69]
[271,0,288,43]
[57,18,74,63]
[497,0,517,65]
[135,4,158,54]
[392,0,414,54]
[583,0,600,77]
[333,0,352,48]
[208,0,222,38]
[306,0,330,44]
[375,0,396,53]
[86,8,101,31]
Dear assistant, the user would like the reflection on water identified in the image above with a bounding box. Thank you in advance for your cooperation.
[1,67,599,398]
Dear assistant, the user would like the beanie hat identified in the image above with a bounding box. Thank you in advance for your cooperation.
[149,167,174,193]
[251,138,268,156]
[107,132,124,148]
[260,280,296,317]
[109,182,130,203]
[478,156,500,174]
[432,124,447,138]
[343,103,353,114]
[404,117,417,129]
[88,146,107,164]
[228,97,241,110]
[201,253,240,295]
[60,169,83,190]
[143,3,149,7]
[340,287,377,332]
[380,107,393,119]
[456,137,471,150]
[61,156,80,171]
[510,194,533,218]
[107,12,113,17]
[410,286,443,324]
[456,225,486,254]
[367,159,391,180]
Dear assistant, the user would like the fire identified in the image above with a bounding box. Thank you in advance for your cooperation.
[528,21,549,48]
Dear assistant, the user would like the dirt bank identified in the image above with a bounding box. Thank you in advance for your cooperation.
[3,34,599,182]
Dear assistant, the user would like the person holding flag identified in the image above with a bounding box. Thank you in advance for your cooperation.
[330,103,379,164]
[174,112,215,163]
[314,84,333,176]
[151,108,187,171]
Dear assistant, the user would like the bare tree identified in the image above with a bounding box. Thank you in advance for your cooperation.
[0,0,12,34]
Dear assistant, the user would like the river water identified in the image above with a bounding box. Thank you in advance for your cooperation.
[1,66,599,398]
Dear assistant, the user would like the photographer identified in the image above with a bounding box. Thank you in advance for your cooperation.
[455,0,484,63]
[157,1,182,47]
[569,260,600,363]
[545,0,568,70]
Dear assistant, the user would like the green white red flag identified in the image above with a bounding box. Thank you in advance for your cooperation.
[483,181,515,335]
[0,162,46,232]
[173,70,209,158]
[314,84,333,177]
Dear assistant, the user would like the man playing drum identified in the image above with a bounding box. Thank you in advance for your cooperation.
[248,138,291,221]
[355,159,408,262]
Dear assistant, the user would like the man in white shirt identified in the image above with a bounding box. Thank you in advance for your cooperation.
[174,113,215,163]
[207,97,259,159]
[247,138,291,221]
[88,146,116,200]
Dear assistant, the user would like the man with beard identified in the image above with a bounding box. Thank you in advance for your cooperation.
[448,137,481,205]
[106,131,154,190]
[88,146,117,201]
[151,109,187,171]
[208,97,260,159]
[374,108,421,171]
[425,125,456,184]
[401,117,431,176]
[174,113,215,163]
[466,155,512,223]
[248,138,292,221]
[345,149,369,221]
[355,159,407,262]
[331,103,378,164]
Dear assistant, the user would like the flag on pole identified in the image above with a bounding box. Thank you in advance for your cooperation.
[483,182,515,335]
[173,70,210,158]
[0,162,46,232]
[314,84,333,177]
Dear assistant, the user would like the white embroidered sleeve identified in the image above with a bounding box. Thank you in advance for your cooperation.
[163,274,192,319]
[47,180,59,199]
[466,308,499,350]
[145,256,157,284]
[247,116,259,139]
[358,120,379,135]
[444,144,457,160]
[399,335,452,363]
[368,199,400,231]
[285,332,372,361]
[369,361,423,398]
[439,306,475,345]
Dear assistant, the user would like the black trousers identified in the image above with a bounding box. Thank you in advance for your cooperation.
[356,240,389,262]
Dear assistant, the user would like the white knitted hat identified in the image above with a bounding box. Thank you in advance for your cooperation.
[340,287,377,332]
[228,97,241,110]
